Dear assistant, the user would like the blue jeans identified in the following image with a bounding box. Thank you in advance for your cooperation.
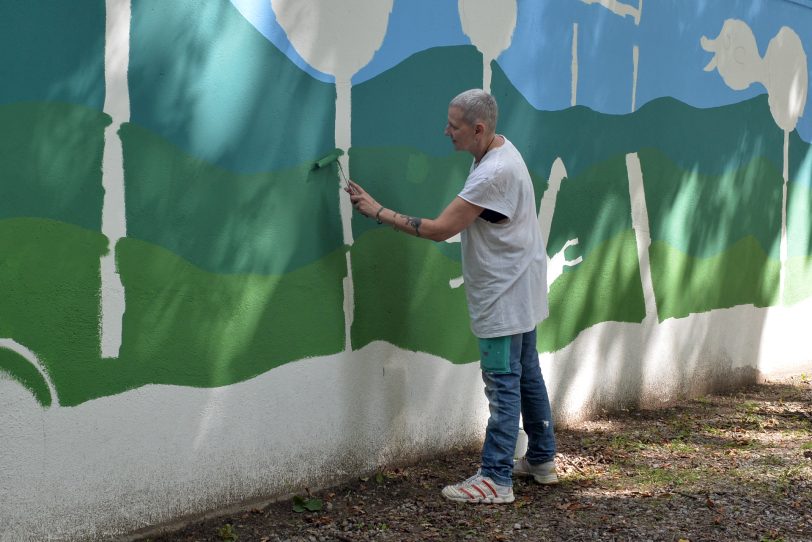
[479,329,556,487]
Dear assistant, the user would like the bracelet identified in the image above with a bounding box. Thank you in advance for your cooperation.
[375,206,385,224]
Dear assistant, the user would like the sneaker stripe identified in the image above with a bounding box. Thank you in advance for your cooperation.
[471,484,487,498]
[459,487,476,500]
[481,479,498,497]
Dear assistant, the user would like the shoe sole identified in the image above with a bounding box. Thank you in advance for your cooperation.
[515,471,559,485]
[442,493,515,504]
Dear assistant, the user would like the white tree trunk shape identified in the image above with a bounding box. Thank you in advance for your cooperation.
[458,0,517,92]
[780,129,790,301]
[571,23,579,107]
[631,45,639,112]
[100,0,131,358]
[272,0,393,350]
[626,152,657,321]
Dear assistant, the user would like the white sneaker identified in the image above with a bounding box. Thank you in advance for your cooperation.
[441,471,515,504]
[513,457,559,484]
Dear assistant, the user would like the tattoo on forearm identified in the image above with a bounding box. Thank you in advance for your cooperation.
[405,216,422,237]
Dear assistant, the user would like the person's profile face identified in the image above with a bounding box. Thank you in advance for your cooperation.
[444,106,475,153]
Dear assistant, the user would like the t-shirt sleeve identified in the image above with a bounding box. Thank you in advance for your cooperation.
[458,164,513,219]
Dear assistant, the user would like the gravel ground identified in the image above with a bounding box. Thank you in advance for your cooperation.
[132,375,812,542]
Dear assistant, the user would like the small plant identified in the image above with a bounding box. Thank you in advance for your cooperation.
[217,523,237,541]
[758,454,786,467]
[292,495,323,513]
[702,424,722,436]
[694,395,713,405]
[739,400,760,413]
[776,465,802,493]
[667,440,695,454]
[610,435,646,451]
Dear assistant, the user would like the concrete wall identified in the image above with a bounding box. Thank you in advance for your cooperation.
[2,0,812,539]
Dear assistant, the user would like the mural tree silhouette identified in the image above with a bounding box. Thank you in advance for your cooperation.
[702,20,808,302]
[457,0,517,93]
[271,0,394,350]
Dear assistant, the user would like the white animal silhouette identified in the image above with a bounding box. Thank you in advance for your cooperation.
[271,0,394,349]
[458,0,517,92]
[702,20,808,302]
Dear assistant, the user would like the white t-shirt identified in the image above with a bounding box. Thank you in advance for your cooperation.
[457,136,548,338]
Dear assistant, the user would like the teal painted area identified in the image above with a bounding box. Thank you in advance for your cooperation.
[121,123,344,275]
[0,217,346,407]
[538,230,645,353]
[348,146,471,261]
[639,148,783,260]
[351,228,477,363]
[786,256,812,305]
[543,156,633,259]
[352,45,482,155]
[789,133,812,187]
[0,0,105,108]
[0,103,108,231]
[0,348,52,407]
[788,177,812,258]
[129,0,335,173]
[786,180,812,305]
[650,237,779,321]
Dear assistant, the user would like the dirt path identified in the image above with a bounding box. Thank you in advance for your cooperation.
[132,375,812,542]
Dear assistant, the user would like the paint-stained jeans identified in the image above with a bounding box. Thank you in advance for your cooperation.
[479,329,556,487]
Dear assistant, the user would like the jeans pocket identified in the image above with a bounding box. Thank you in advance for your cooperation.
[478,336,511,374]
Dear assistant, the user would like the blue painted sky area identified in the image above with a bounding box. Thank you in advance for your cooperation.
[500,0,812,142]
[233,0,812,143]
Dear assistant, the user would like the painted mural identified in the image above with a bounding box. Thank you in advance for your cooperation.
[1,0,811,410]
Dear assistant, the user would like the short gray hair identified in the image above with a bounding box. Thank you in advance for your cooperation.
[449,89,498,131]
